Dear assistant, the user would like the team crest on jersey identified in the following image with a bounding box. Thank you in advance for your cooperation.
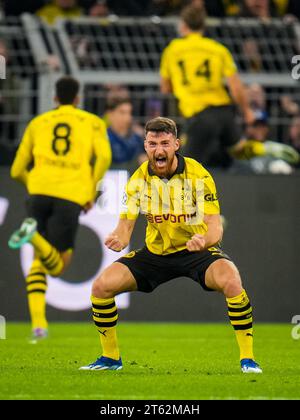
[123,251,136,258]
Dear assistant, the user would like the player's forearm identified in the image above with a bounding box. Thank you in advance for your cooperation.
[111,219,135,248]
[160,78,173,94]
[203,223,223,248]
[186,224,223,253]
[10,158,29,186]
[92,155,112,198]
[231,86,250,116]
[227,75,251,116]
[14,171,29,186]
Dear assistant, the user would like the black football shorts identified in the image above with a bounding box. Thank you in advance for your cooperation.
[26,194,82,251]
[117,246,232,293]
[184,105,240,167]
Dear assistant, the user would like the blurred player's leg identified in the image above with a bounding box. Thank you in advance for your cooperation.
[8,218,64,276]
[184,107,220,165]
[30,231,64,276]
[26,257,48,338]
[8,218,65,276]
[9,195,80,276]
[41,197,80,276]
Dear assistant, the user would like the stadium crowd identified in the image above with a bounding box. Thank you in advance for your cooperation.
[1,0,300,173]
[3,0,300,20]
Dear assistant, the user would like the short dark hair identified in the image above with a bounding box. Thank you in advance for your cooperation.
[181,5,206,32]
[106,97,132,111]
[55,76,80,105]
[145,117,177,138]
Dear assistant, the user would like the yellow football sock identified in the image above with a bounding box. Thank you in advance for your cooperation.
[26,258,48,330]
[30,232,64,276]
[227,289,254,360]
[91,295,120,360]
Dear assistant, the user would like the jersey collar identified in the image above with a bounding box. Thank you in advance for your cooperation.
[148,153,185,179]
[57,105,76,109]
[185,32,203,40]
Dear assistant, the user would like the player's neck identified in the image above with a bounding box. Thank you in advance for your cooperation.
[181,29,203,38]
[58,104,76,108]
[170,154,179,176]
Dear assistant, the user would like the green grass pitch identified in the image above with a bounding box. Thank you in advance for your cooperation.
[0,322,299,400]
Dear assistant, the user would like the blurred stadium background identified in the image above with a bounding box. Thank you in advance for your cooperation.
[0,0,300,325]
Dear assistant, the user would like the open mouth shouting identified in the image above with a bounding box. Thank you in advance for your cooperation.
[155,156,167,169]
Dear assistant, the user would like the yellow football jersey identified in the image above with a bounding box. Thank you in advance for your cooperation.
[120,154,220,255]
[160,33,237,118]
[11,105,112,206]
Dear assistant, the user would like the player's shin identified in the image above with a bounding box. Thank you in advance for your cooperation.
[30,232,64,276]
[91,295,120,360]
[226,289,254,360]
[26,258,48,330]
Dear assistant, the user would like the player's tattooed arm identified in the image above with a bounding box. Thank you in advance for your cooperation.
[186,214,223,252]
[104,218,136,252]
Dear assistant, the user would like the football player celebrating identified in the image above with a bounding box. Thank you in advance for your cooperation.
[8,76,112,342]
[80,117,262,374]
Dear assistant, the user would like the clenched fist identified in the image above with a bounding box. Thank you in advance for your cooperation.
[186,234,206,252]
[104,234,124,252]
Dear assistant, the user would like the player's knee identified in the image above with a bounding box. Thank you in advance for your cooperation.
[216,262,242,295]
[222,275,242,296]
[45,252,68,277]
[92,273,116,299]
[48,267,64,277]
[47,261,65,277]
